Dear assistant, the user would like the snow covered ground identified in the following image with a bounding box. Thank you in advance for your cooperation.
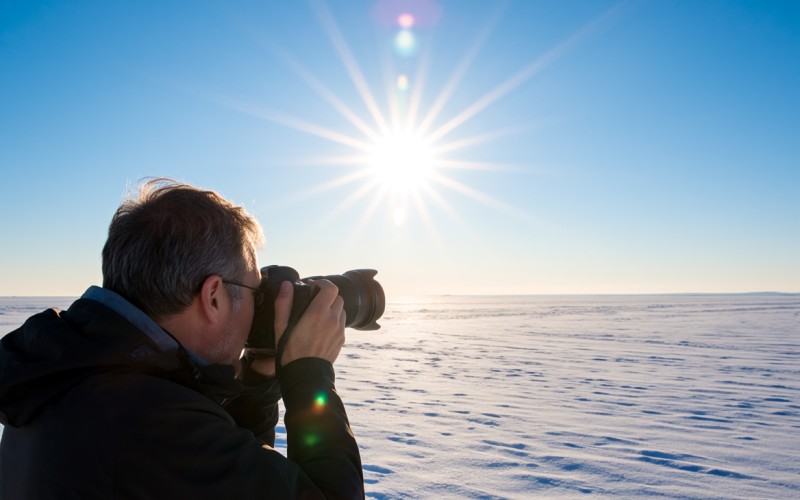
[3,294,799,498]
[327,294,800,498]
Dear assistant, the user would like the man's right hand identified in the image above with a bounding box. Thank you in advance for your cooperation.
[273,279,346,367]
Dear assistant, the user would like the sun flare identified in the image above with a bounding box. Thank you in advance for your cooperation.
[219,1,579,232]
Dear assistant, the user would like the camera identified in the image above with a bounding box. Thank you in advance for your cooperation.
[245,265,385,356]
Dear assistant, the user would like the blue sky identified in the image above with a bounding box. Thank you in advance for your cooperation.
[1,0,798,296]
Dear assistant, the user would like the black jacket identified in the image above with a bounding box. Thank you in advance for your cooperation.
[0,297,364,499]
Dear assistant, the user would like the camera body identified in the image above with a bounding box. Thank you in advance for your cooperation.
[245,265,385,356]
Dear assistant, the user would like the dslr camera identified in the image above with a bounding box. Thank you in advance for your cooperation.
[246,265,385,356]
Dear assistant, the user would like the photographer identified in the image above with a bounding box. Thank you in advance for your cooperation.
[0,179,364,498]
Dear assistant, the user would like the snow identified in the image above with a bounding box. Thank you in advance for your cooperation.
[3,294,799,498]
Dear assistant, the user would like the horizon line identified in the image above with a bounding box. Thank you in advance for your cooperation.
[1,291,798,299]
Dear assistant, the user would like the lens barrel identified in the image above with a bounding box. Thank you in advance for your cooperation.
[305,269,385,330]
[245,266,385,353]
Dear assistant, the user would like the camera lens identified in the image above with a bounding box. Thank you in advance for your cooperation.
[246,266,385,354]
[305,269,385,330]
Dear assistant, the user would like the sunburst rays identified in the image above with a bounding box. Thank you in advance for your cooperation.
[202,1,624,238]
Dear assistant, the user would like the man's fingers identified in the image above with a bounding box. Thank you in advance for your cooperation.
[276,279,346,366]
[306,279,340,311]
[334,295,345,320]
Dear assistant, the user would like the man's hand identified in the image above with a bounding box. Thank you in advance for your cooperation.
[245,279,345,378]
[274,279,346,366]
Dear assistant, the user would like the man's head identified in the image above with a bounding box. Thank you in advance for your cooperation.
[102,178,264,323]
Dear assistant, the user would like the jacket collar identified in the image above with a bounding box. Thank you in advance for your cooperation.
[81,286,210,366]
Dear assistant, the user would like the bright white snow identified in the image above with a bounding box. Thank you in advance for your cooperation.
[3,294,799,498]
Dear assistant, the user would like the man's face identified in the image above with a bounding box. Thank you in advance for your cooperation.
[210,265,262,367]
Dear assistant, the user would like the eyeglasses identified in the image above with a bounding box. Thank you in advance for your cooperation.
[222,281,265,308]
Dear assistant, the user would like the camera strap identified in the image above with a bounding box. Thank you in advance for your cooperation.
[274,322,296,379]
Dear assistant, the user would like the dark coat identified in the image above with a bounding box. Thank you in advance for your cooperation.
[0,298,364,499]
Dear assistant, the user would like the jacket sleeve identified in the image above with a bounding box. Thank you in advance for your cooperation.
[280,358,365,498]
[221,361,282,446]
[105,365,364,499]
[219,357,364,497]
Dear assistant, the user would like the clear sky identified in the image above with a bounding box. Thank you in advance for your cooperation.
[1,0,798,296]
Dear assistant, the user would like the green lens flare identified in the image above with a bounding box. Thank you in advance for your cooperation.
[304,433,321,447]
[314,392,328,409]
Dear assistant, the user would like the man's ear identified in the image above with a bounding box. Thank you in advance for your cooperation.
[198,275,226,324]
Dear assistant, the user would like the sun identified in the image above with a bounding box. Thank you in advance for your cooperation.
[211,1,590,232]
[366,129,435,195]
[198,1,619,234]
[362,128,437,226]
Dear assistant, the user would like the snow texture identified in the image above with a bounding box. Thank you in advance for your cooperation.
[2,294,799,498]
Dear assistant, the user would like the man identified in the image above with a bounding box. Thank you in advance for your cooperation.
[0,179,364,498]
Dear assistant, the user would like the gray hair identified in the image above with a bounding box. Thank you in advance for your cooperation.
[102,178,264,319]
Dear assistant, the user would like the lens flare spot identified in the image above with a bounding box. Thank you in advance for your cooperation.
[397,13,414,28]
[304,433,321,447]
[397,74,409,91]
[393,29,418,57]
[314,392,328,410]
